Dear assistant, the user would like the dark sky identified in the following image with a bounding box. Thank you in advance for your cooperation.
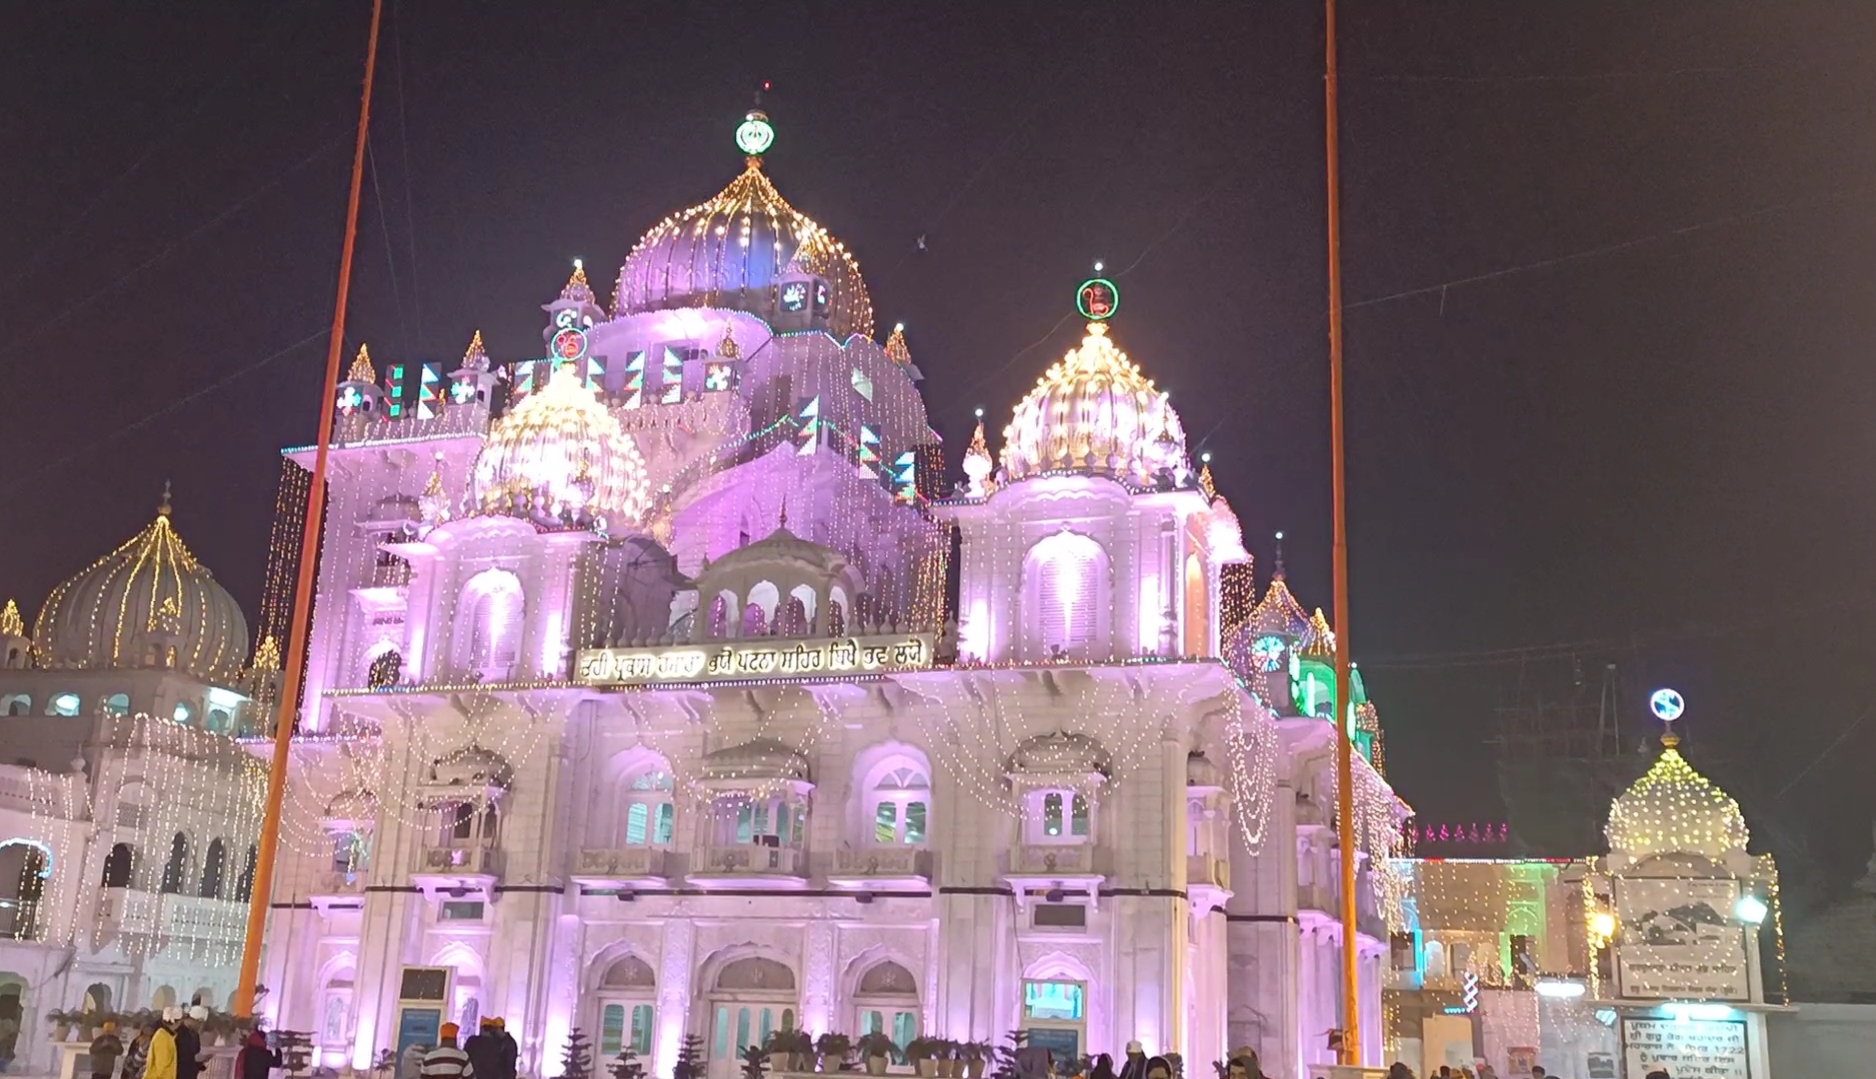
[5,4,1876,896]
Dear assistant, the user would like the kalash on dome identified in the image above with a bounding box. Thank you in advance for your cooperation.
[256,108,1402,1079]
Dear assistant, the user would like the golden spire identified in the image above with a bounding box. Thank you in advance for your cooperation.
[0,600,24,639]
[561,259,596,304]
[884,322,911,367]
[157,481,173,519]
[461,329,490,372]
[1302,607,1336,657]
[1198,452,1216,501]
[716,322,742,360]
[347,343,375,383]
[250,635,281,672]
[966,418,990,459]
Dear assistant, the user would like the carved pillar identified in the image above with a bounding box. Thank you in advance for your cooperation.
[803,921,837,1034]
[656,920,695,1077]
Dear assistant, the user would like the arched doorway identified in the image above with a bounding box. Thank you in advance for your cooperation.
[707,957,796,1079]
[852,960,919,1060]
[593,955,656,1062]
[0,842,49,941]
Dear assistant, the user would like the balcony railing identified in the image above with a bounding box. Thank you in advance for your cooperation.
[98,887,162,935]
[161,894,248,943]
[413,842,502,877]
[572,847,668,885]
[1010,844,1096,876]
[311,871,369,896]
[1187,853,1230,891]
[369,559,413,588]
[691,844,806,878]
[830,847,929,882]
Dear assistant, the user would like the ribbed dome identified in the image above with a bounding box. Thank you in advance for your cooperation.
[614,161,874,340]
[1001,322,1190,486]
[1606,736,1750,861]
[34,493,249,683]
[470,363,651,529]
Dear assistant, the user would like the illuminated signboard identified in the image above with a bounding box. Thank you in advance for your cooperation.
[576,633,934,686]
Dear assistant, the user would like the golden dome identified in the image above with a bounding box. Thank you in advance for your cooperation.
[34,491,250,682]
[1606,736,1750,861]
[614,161,874,340]
[1001,322,1190,486]
[470,362,651,529]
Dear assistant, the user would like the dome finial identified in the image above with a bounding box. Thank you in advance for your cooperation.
[1199,451,1216,500]
[735,102,776,162]
[778,497,788,532]
[347,343,375,384]
[1272,531,1287,580]
[560,260,595,304]
[461,329,490,371]
[0,599,24,639]
[884,322,912,367]
[158,481,173,518]
[716,321,742,360]
[1077,271,1119,324]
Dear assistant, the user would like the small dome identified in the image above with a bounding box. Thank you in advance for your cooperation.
[1002,322,1189,486]
[702,737,812,782]
[469,363,651,529]
[35,491,250,683]
[1606,737,1749,861]
[704,525,850,578]
[615,161,874,340]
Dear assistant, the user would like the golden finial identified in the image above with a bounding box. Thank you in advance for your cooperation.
[884,323,911,367]
[561,259,594,302]
[716,322,742,360]
[347,343,375,383]
[1198,451,1216,500]
[0,600,24,639]
[1302,607,1336,657]
[462,329,490,371]
[157,481,173,519]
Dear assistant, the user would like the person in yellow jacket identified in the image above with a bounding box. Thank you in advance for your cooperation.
[144,1013,179,1079]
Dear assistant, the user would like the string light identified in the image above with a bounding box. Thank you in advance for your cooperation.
[1605,734,1749,861]
[1000,321,1192,489]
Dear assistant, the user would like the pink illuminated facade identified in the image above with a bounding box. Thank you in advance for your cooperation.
[253,118,1404,1079]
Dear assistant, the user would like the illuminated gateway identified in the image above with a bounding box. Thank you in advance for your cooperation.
[251,113,1404,1079]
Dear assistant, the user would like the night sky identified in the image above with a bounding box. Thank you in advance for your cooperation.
[5,4,1876,903]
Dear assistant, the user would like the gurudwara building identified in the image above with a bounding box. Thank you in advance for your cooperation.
[0,110,1405,1079]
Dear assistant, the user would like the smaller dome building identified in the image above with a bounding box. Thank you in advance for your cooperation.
[469,362,651,529]
[1606,731,1750,863]
[1001,320,1190,488]
[33,489,250,683]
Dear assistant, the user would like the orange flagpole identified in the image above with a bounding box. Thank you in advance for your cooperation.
[1324,0,1363,1064]
[234,0,383,1019]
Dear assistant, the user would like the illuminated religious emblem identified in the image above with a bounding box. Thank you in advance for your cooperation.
[550,326,588,361]
[814,280,830,310]
[1076,277,1119,321]
[450,380,477,403]
[336,385,364,414]
[780,281,810,313]
[735,109,775,156]
[703,362,739,392]
[1251,634,1287,673]
[1648,687,1685,723]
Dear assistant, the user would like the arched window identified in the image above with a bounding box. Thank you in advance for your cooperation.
[47,692,81,717]
[1033,791,1091,842]
[0,842,48,941]
[235,844,258,902]
[103,693,130,717]
[101,843,135,888]
[709,593,735,639]
[854,961,920,1060]
[1183,552,1208,657]
[160,833,190,894]
[1024,532,1107,660]
[172,701,195,725]
[332,831,369,875]
[827,586,847,638]
[455,569,524,674]
[206,709,232,734]
[198,838,228,898]
[867,764,930,846]
[0,694,29,716]
[619,768,675,847]
[366,649,403,689]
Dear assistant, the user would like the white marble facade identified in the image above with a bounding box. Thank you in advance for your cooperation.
[255,124,1400,1079]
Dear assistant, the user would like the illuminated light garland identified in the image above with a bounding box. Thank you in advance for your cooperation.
[1605,734,1749,862]
[614,156,875,340]
[999,322,1191,488]
[33,489,250,684]
[347,343,376,384]
[1324,749,1410,931]
[469,364,653,529]
[0,599,25,639]
[26,713,269,965]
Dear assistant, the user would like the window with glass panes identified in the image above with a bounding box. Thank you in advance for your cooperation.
[600,1002,653,1056]
[868,765,929,845]
[1033,790,1090,841]
[621,770,675,845]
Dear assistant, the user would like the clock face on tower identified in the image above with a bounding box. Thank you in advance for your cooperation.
[780,281,809,313]
[551,327,588,361]
[1251,635,1288,672]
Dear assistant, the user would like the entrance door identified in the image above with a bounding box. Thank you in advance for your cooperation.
[1021,980,1086,1071]
[710,1003,794,1079]
[599,999,654,1061]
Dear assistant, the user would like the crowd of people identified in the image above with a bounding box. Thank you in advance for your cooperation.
[406,1017,519,1079]
[1387,1064,1675,1079]
[85,1006,279,1079]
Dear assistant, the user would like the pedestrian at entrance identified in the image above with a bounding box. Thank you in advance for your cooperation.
[174,1008,206,1079]
[1385,1065,1413,1079]
[492,1018,518,1079]
[90,1021,124,1079]
[122,1020,156,1079]
[399,1041,429,1079]
[1225,1052,1261,1079]
[464,1019,501,1079]
[1117,1043,1147,1079]
[145,1013,179,1079]
[421,1024,472,1079]
[1143,1056,1172,1079]
[235,1029,281,1079]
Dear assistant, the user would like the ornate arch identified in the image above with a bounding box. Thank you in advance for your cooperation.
[693,942,799,1000]
[585,941,660,996]
[839,943,923,1004]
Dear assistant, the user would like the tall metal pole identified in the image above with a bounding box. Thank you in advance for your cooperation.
[234,0,383,1019]
[1324,0,1362,1064]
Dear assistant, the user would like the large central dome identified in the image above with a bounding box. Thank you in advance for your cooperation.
[470,363,651,529]
[1001,321,1190,486]
[34,491,250,683]
[614,159,874,340]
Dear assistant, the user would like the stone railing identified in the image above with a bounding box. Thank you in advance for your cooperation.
[412,842,503,876]
[831,847,928,880]
[693,843,805,877]
[573,847,668,881]
[1010,844,1096,875]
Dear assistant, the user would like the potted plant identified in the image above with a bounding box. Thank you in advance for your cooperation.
[857,1032,895,1076]
[814,1033,851,1073]
[46,1009,72,1043]
[741,1044,770,1079]
[904,1038,938,1079]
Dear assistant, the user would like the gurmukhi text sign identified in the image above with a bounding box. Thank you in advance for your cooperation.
[576,634,934,686]
[1622,1017,1749,1079]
